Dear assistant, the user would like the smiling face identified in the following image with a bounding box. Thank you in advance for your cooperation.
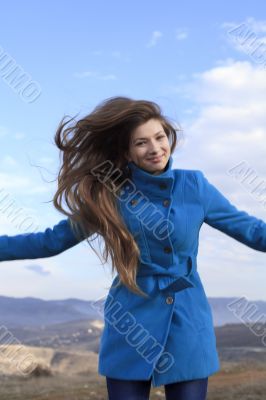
[125,118,171,175]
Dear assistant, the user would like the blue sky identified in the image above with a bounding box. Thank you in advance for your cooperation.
[0,0,266,301]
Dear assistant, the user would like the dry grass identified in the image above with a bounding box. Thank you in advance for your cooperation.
[0,345,266,399]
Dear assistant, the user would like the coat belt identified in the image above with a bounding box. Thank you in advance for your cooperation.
[135,255,197,296]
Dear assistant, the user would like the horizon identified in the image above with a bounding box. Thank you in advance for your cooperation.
[0,0,266,301]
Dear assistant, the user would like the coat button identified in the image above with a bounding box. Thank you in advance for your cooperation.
[164,246,172,253]
[159,182,167,190]
[163,199,170,207]
[130,199,138,206]
[166,296,174,304]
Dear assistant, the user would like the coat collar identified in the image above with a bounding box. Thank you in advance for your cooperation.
[127,155,175,196]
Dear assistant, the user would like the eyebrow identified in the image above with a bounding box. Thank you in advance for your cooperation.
[133,131,164,143]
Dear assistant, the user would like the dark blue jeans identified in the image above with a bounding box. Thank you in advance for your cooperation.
[106,376,208,400]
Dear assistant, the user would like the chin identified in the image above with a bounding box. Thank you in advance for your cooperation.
[147,163,166,175]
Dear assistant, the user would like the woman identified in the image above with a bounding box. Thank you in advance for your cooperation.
[1,96,265,400]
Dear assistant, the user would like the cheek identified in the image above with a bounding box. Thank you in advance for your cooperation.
[135,147,147,157]
[129,148,145,162]
[128,146,141,158]
[165,141,171,151]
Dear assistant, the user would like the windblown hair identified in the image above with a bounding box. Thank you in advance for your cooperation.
[53,96,180,297]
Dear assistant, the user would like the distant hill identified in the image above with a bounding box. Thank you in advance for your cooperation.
[1,295,266,399]
[0,294,266,328]
[209,297,266,326]
[0,295,104,328]
[8,319,103,353]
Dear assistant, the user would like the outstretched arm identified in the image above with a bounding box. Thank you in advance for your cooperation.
[195,170,266,252]
[0,218,88,261]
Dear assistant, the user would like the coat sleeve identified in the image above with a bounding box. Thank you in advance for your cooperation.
[0,218,88,261]
[195,170,266,252]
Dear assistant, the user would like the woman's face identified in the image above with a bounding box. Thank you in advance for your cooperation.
[125,118,171,175]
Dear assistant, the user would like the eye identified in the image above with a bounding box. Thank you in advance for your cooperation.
[136,135,165,146]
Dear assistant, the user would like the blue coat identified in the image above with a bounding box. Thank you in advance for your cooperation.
[1,155,266,387]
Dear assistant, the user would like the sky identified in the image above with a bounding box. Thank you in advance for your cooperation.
[0,0,266,302]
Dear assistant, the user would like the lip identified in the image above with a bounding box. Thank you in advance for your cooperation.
[147,154,164,162]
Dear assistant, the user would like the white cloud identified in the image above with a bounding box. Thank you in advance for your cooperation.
[246,17,266,33]
[99,74,117,81]
[169,59,266,299]
[112,50,121,58]
[222,17,266,34]
[14,132,25,140]
[73,70,117,80]
[146,30,163,48]
[0,247,112,300]
[1,156,18,168]
[90,50,103,56]
[0,126,8,137]
[38,156,56,166]
[110,51,131,62]
[89,49,130,62]
[175,61,266,182]
[175,28,188,41]
[25,264,51,276]
[0,169,51,201]
[0,172,31,189]
[221,18,266,68]
[185,60,266,105]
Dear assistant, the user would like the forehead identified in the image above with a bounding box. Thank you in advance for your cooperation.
[131,119,164,139]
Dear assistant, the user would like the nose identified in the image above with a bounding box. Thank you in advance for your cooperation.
[147,140,161,154]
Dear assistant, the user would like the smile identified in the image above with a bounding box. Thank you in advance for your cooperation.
[147,155,164,163]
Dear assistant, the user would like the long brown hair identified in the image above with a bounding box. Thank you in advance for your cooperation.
[53,96,180,297]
